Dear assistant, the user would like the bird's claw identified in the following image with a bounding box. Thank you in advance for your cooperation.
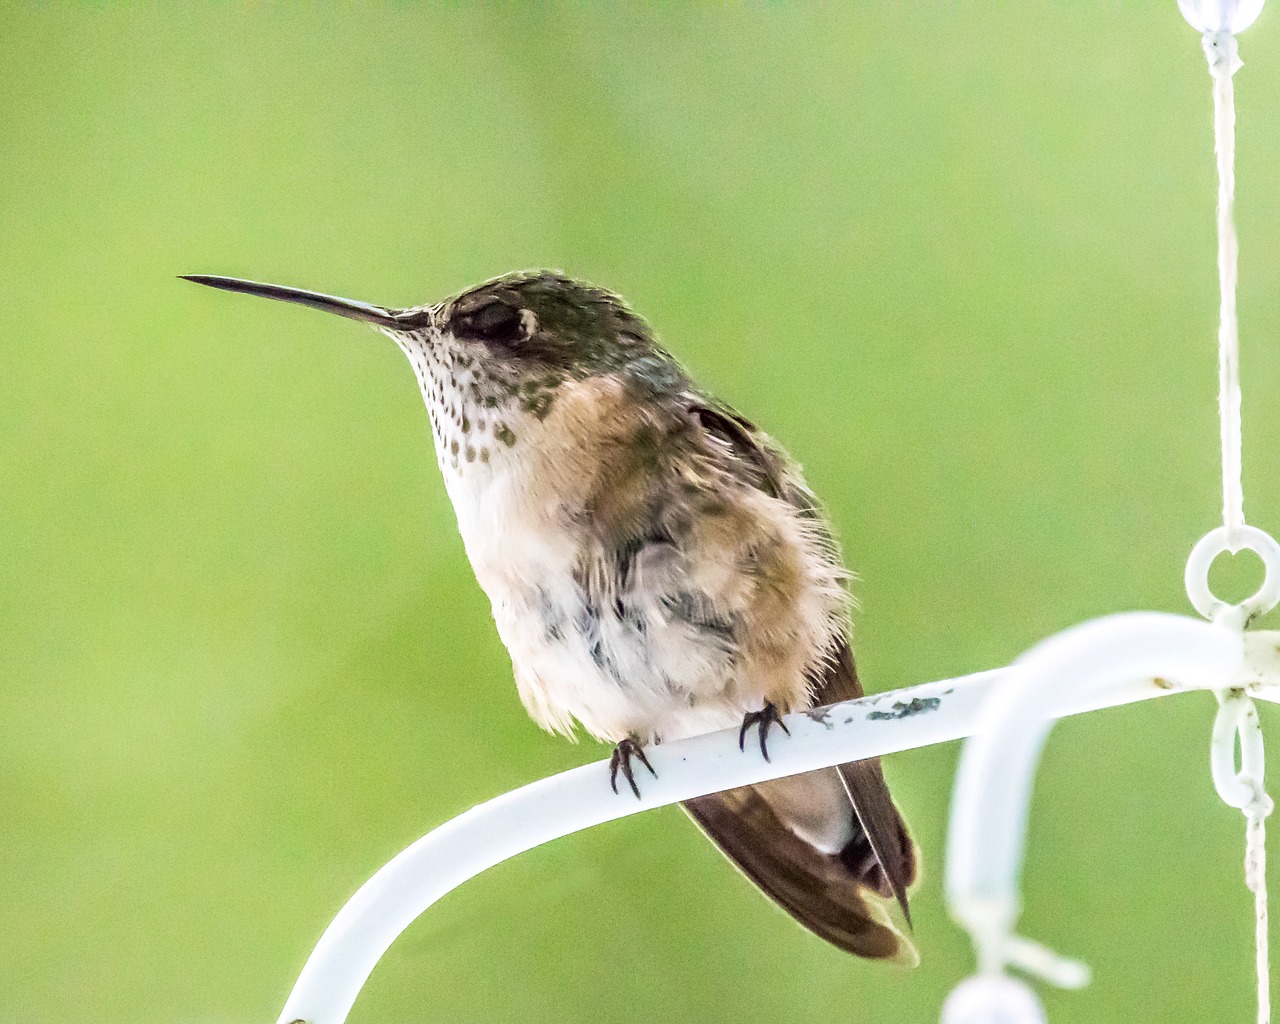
[739,702,790,763]
[610,738,657,799]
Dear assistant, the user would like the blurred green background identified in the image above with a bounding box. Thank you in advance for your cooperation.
[3,4,1279,1022]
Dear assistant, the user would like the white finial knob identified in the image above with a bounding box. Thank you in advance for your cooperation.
[942,976,1047,1024]
[1178,0,1265,33]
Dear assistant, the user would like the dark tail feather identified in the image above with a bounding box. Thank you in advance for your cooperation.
[835,759,915,925]
[683,775,916,962]
[683,638,917,959]
[818,640,917,922]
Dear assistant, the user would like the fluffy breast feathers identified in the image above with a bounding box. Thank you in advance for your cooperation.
[427,370,853,743]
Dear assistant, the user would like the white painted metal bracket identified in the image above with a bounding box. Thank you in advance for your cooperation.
[275,622,1280,1024]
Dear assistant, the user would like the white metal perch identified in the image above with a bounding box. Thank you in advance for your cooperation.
[276,624,1280,1024]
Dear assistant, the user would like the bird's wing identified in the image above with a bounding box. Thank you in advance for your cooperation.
[688,403,785,499]
[683,782,912,960]
[813,639,918,922]
[680,400,918,956]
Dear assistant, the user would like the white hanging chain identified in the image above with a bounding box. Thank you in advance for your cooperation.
[1182,5,1274,1022]
[1205,29,1247,543]
[1248,808,1271,1024]
[1212,689,1273,1024]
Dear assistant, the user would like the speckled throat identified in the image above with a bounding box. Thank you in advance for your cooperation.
[387,324,539,474]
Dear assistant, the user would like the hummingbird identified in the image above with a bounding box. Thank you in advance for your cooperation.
[182,270,918,962]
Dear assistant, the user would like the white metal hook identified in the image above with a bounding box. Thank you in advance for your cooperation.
[944,613,1245,1004]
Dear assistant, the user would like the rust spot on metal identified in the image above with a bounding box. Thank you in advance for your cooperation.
[866,697,941,721]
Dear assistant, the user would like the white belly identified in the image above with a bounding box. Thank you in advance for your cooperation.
[444,457,748,743]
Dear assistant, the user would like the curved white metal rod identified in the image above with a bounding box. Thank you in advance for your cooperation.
[275,621,1280,1024]
[945,612,1250,981]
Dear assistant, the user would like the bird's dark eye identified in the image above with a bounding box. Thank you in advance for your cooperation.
[452,301,526,345]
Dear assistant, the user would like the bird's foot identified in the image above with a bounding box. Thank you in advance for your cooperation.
[739,702,790,763]
[610,738,657,799]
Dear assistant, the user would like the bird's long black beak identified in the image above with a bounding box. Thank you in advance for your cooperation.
[180,275,406,329]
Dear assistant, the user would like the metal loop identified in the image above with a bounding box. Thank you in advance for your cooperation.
[1185,525,1280,623]
[1212,690,1270,812]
